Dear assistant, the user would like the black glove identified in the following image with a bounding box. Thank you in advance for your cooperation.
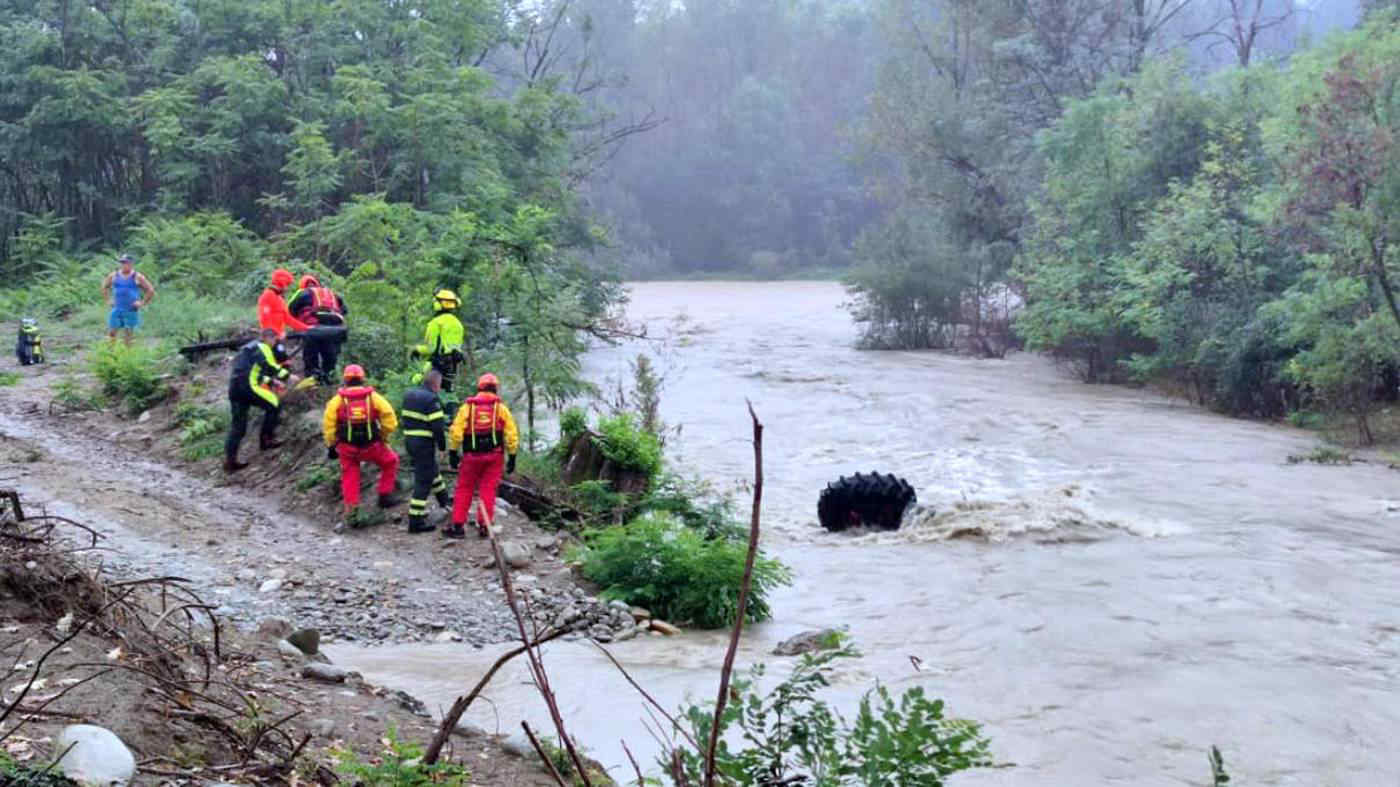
[448,450,460,469]
[327,445,338,461]
[506,453,516,475]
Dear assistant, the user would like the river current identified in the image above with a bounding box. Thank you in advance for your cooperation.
[330,281,1400,786]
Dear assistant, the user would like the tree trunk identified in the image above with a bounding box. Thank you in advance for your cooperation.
[1371,238,1400,336]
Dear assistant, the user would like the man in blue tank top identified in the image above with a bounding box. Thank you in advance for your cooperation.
[101,254,156,343]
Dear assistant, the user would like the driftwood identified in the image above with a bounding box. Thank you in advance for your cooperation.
[0,489,23,523]
[177,334,255,361]
[498,478,581,523]
[177,326,347,361]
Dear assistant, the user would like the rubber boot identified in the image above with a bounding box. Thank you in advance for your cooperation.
[223,457,248,473]
[407,515,436,534]
[377,492,402,509]
[443,523,466,539]
[476,522,489,539]
[435,489,451,508]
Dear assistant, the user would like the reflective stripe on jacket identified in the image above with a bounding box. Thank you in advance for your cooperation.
[400,384,446,450]
[230,340,290,390]
[322,389,397,446]
[448,392,518,454]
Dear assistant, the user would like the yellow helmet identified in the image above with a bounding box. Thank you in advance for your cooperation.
[433,289,460,312]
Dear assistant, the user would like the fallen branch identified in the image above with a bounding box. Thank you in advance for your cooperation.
[703,401,764,786]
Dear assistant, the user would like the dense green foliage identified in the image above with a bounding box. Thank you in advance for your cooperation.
[1016,13,1400,441]
[0,0,632,433]
[672,646,993,785]
[574,513,791,628]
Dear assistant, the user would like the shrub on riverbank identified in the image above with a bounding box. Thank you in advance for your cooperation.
[573,513,790,628]
[672,646,994,784]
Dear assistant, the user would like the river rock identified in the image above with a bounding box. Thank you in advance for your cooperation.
[55,724,136,787]
[302,663,357,683]
[287,628,321,656]
[236,568,257,583]
[309,718,338,738]
[434,630,463,643]
[137,410,153,424]
[501,541,531,569]
[258,579,283,593]
[629,606,651,622]
[773,628,844,656]
[453,721,490,738]
[257,617,294,640]
[649,619,681,636]
[277,639,305,663]
[501,732,533,757]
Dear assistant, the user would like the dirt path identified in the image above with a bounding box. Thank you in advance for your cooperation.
[0,353,575,649]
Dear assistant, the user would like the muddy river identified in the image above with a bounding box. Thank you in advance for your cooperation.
[330,281,1400,785]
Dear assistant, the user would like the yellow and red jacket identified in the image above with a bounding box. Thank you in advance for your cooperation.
[259,287,310,338]
[323,386,397,447]
[449,392,518,454]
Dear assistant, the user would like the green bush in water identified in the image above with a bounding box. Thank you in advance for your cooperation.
[574,513,790,628]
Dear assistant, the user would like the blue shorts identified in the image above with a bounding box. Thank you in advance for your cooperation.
[108,308,141,331]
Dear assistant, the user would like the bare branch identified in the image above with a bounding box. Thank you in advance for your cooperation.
[702,402,764,785]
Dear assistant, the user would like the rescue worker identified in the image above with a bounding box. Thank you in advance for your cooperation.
[445,372,518,539]
[224,329,294,473]
[400,369,452,534]
[323,364,402,525]
[413,289,472,393]
[259,268,310,339]
[101,254,156,343]
[287,274,348,385]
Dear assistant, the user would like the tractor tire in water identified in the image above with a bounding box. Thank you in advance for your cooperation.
[817,472,917,532]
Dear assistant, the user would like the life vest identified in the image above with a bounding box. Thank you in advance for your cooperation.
[298,286,344,326]
[462,394,505,452]
[336,386,381,446]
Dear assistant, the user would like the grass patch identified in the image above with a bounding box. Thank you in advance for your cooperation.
[572,513,790,628]
[0,370,19,386]
[1286,445,1354,465]
[296,464,337,493]
[334,728,469,786]
[174,402,229,461]
[49,375,101,412]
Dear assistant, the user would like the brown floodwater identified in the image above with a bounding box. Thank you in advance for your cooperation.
[329,281,1400,786]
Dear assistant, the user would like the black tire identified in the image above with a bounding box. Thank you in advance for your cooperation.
[817,472,917,532]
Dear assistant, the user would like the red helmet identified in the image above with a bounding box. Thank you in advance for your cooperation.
[477,372,499,391]
[343,364,366,382]
[270,268,294,289]
[298,274,320,289]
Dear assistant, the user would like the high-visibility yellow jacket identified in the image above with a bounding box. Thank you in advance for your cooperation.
[424,313,464,356]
